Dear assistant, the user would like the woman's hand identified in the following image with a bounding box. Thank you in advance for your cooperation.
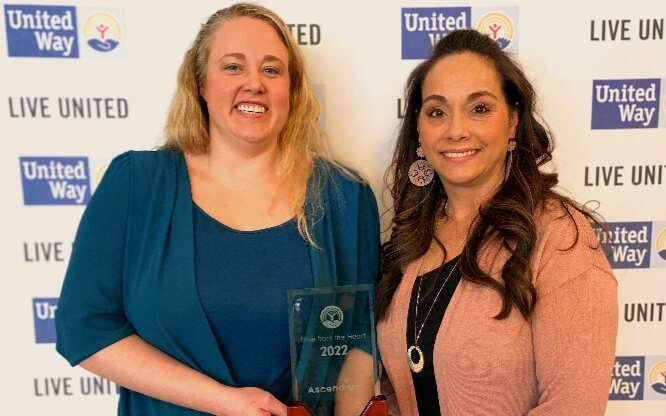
[218,386,287,416]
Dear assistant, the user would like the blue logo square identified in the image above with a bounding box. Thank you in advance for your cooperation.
[610,356,645,400]
[595,222,652,269]
[4,4,79,58]
[591,79,660,129]
[401,7,471,59]
[20,156,91,205]
[33,297,58,344]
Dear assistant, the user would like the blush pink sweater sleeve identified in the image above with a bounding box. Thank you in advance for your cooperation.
[377,203,618,416]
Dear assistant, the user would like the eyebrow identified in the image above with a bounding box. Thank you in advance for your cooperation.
[422,90,499,105]
[218,53,286,66]
[468,90,499,101]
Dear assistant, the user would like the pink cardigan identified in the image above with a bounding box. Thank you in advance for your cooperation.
[377,204,618,415]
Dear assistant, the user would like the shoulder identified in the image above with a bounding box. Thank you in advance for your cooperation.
[123,149,181,169]
[97,150,183,202]
[105,149,182,181]
[534,199,599,250]
[312,158,376,203]
[532,198,615,295]
[105,149,180,171]
[314,158,368,188]
[308,158,379,229]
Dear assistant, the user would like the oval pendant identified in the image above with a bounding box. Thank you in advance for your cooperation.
[407,345,424,373]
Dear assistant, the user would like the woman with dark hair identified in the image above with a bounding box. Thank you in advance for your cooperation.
[55,4,379,415]
[376,29,617,415]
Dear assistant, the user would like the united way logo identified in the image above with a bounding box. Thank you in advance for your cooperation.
[595,222,651,269]
[4,5,79,57]
[652,223,666,268]
[33,297,58,344]
[320,305,343,329]
[653,224,666,261]
[3,4,124,58]
[401,6,518,59]
[20,156,91,205]
[591,78,664,129]
[79,9,123,56]
[475,10,515,50]
[648,360,666,397]
[609,356,644,400]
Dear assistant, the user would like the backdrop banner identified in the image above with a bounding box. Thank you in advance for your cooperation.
[2,1,664,414]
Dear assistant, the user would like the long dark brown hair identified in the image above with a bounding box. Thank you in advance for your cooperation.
[377,29,599,321]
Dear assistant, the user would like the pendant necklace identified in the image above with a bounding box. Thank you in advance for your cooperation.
[407,257,460,374]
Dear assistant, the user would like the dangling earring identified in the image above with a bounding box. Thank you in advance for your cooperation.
[505,139,516,182]
[409,144,435,186]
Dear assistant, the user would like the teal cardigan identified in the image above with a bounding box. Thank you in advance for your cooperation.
[55,150,380,415]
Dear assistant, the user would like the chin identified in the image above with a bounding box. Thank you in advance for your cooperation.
[241,133,279,146]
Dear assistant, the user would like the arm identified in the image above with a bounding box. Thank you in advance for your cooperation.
[55,153,285,416]
[80,335,285,416]
[334,180,382,415]
[334,347,375,416]
[378,362,401,416]
[357,182,381,287]
[528,265,618,415]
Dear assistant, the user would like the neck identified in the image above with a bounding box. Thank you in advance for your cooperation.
[434,180,502,259]
[204,137,281,187]
[443,177,502,223]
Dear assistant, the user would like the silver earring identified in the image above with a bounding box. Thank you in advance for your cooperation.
[409,145,435,186]
[505,139,516,182]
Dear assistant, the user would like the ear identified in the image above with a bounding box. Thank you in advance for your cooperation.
[509,108,518,138]
[199,84,207,102]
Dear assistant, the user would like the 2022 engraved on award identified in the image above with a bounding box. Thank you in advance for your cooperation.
[286,284,388,416]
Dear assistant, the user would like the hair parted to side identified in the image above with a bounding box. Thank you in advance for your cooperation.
[377,29,603,321]
[161,2,329,244]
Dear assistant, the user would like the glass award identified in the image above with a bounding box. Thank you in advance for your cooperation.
[287,284,387,416]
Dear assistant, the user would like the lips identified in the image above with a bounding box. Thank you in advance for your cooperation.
[442,149,479,158]
[236,103,267,114]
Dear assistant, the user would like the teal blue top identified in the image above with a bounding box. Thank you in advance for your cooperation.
[193,203,312,402]
[55,150,380,415]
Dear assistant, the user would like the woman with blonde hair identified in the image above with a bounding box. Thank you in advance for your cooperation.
[56,4,380,415]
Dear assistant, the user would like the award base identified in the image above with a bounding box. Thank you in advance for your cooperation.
[288,395,388,416]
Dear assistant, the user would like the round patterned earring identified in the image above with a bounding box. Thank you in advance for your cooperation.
[408,145,435,186]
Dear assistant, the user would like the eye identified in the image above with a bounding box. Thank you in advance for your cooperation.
[224,63,242,72]
[262,66,280,76]
[425,107,445,118]
[472,103,490,114]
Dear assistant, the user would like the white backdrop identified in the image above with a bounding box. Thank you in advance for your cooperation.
[2,0,665,414]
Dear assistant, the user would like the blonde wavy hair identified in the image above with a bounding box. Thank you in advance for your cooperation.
[162,3,329,243]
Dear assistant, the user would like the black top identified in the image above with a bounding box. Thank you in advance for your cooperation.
[406,256,462,416]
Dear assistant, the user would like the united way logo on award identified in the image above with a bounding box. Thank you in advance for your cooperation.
[320,305,344,329]
[287,284,388,416]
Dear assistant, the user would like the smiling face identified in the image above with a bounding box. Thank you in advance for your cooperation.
[200,16,290,151]
[417,51,518,195]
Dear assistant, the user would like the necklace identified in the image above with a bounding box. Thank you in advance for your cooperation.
[407,257,460,373]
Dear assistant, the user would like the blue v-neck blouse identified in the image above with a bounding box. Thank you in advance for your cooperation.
[55,150,380,415]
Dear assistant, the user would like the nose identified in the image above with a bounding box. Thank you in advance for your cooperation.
[243,69,266,93]
[446,110,469,141]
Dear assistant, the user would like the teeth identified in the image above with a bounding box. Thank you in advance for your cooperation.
[237,104,266,114]
[444,150,478,158]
